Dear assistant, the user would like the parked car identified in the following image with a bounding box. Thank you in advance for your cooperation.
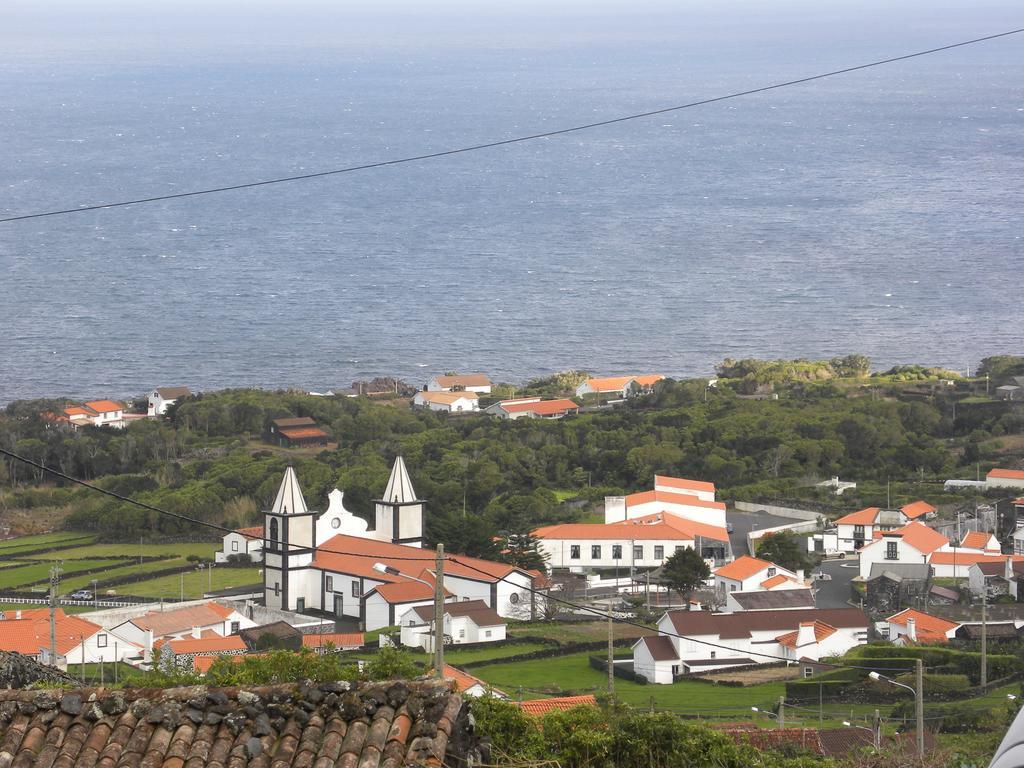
[726,522,734,533]
[69,590,93,600]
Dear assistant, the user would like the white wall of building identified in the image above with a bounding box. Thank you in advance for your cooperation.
[537,537,691,569]
[858,538,929,579]
[215,532,264,563]
[632,642,676,684]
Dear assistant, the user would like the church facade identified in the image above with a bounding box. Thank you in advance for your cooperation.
[262,459,542,630]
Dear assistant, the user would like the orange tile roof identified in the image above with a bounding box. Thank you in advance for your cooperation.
[63,406,94,417]
[715,555,776,581]
[277,426,329,440]
[900,501,936,520]
[416,390,479,405]
[0,620,49,655]
[441,664,505,696]
[583,375,664,392]
[869,522,948,555]
[989,468,1024,480]
[0,611,103,656]
[834,507,881,526]
[500,398,579,416]
[619,512,730,543]
[761,574,795,589]
[168,635,246,655]
[887,609,960,643]
[961,531,995,550]
[516,695,597,715]
[776,620,837,649]
[929,552,1024,567]
[624,489,726,512]
[654,475,716,495]
[235,526,263,539]
[301,633,365,649]
[192,653,266,674]
[432,374,491,388]
[83,400,123,413]
[369,580,440,604]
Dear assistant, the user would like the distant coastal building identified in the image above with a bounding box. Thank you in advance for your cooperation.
[268,416,330,448]
[148,386,190,417]
[484,397,579,420]
[426,373,492,394]
[988,468,1024,490]
[44,400,129,430]
[575,374,664,398]
[413,390,479,412]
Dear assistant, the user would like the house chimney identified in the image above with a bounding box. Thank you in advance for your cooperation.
[15,610,21,620]
[906,617,917,642]
[796,622,817,648]
[191,626,201,639]
[796,569,805,582]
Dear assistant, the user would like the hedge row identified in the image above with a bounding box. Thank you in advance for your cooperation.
[588,655,647,684]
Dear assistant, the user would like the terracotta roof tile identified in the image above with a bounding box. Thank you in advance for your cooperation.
[300,633,365,649]
[272,416,317,428]
[654,475,716,494]
[624,489,726,512]
[760,574,796,589]
[928,552,1024,566]
[900,500,935,519]
[989,468,1024,480]
[516,695,597,715]
[612,512,730,543]
[128,602,236,637]
[277,426,330,440]
[714,555,776,581]
[834,507,882,526]
[416,390,479,405]
[83,399,124,413]
[961,531,995,550]
[411,600,503,627]
[636,635,678,661]
[441,665,505,696]
[167,635,247,655]
[499,398,579,416]
[432,374,491,388]
[0,680,474,767]
[582,375,663,392]
[870,521,948,555]
[887,608,961,642]
[234,526,263,539]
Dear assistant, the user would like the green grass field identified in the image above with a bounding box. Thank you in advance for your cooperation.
[0,533,96,555]
[507,621,653,644]
[0,558,126,590]
[0,602,96,615]
[125,567,262,599]
[58,558,192,592]
[442,642,554,665]
[30,541,220,561]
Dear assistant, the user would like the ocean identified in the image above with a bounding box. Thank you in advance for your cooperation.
[1,1,1022,403]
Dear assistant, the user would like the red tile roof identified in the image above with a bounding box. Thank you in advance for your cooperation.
[654,475,716,495]
[301,633,365,649]
[776,621,837,649]
[715,555,776,581]
[961,531,996,550]
[532,521,696,542]
[870,521,948,555]
[761,574,797,589]
[235,526,263,539]
[887,608,960,643]
[442,664,505,696]
[0,610,103,656]
[624,489,726,512]
[433,374,491,388]
[500,398,579,416]
[618,512,729,543]
[668,608,867,640]
[834,507,881,526]
[83,400,123,413]
[369,580,440,604]
[192,653,261,674]
[416,390,479,405]
[516,695,597,715]
[929,552,1023,567]
[63,406,94,417]
[636,635,678,661]
[277,426,329,440]
[989,468,1024,480]
[130,602,236,637]
[900,500,936,520]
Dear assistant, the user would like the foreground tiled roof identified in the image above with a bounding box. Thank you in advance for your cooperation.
[0,679,476,768]
[714,555,776,581]
[900,500,935,520]
[887,608,960,643]
[834,507,881,526]
[300,633,365,650]
[516,695,597,716]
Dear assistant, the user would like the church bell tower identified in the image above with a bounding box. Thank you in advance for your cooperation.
[374,456,425,547]
[263,467,318,610]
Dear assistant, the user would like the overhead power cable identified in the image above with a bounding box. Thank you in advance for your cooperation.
[1,27,1021,225]
[0,445,922,672]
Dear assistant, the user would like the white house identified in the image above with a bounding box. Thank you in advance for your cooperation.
[833,507,906,553]
[632,607,868,684]
[857,522,950,579]
[886,609,960,645]
[426,374,492,394]
[443,665,508,699]
[260,463,546,630]
[987,469,1024,490]
[398,600,506,651]
[148,386,191,417]
[413,390,479,412]
[484,398,580,420]
[575,375,664,398]
[929,551,1019,579]
[0,608,133,669]
[713,556,804,604]
[82,400,126,429]
[960,530,1001,553]
[1014,526,1024,557]
[533,513,729,571]
[216,526,264,563]
[109,601,255,661]
[604,477,727,529]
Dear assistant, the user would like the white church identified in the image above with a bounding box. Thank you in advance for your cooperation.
[257,459,543,631]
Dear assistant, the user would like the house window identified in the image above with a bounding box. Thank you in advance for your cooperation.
[730,585,737,592]
[274,582,280,597]
[804,667,814,679]
[231,541,239,552]
[326,576,334,592]
[459,629,466,639]
[675,546,685,553]
[270,519,279,545]
[485,630,492,638]
[766,567,776,578]
[710,651,716,659]
[886,541,898,561]
[633,545,643,560]
[570,545,581,559]
[591,545,601,559]
[351,581,361,598]
[654,546,664,559]
[97,634,107,648]
[612,545,622,560]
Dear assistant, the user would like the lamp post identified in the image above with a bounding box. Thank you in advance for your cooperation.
[374,558,446,679]
[91,579,98,610]
[870,661,924,759]
[843,710,881,752]
[751,698,786,730]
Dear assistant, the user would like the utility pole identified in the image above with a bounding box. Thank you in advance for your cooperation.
[778,695,785,730]
[873,709,881,752]
[981,588,988,688]
[915,659,925,760]
[48,564,61,667]
[434,544,445,679]
[180,572,184,602]
[607,601,615,695]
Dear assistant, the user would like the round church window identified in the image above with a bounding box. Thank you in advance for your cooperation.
[330,518,341,529]
[509,593,520,604]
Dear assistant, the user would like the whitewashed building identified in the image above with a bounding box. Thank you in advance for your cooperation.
[575,375,664,398]
[260,463,546,630]
[108,602,255,662]
[413,390,479,412]
[604,476,727,528]
[484,398,580,420]
[216,526,264,563]
[398,600,506,651]
[886,609,960,645]
[0,609,134,669]
[856,522,950,579]
[987,469,1024,490]
[148,386,191,417]
[426,374,492,394]
[632,607,868,684]
[713,556,804,604]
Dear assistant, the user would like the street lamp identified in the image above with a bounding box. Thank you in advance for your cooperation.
[373,548,446,680]
[751,700,786,730]
[869,663,924,759]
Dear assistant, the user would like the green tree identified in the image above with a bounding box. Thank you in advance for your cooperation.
[755,532,811,573]
[660,547,710,609]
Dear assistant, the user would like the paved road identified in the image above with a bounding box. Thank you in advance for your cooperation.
[728,510,795,556]
[814,556,860,609]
